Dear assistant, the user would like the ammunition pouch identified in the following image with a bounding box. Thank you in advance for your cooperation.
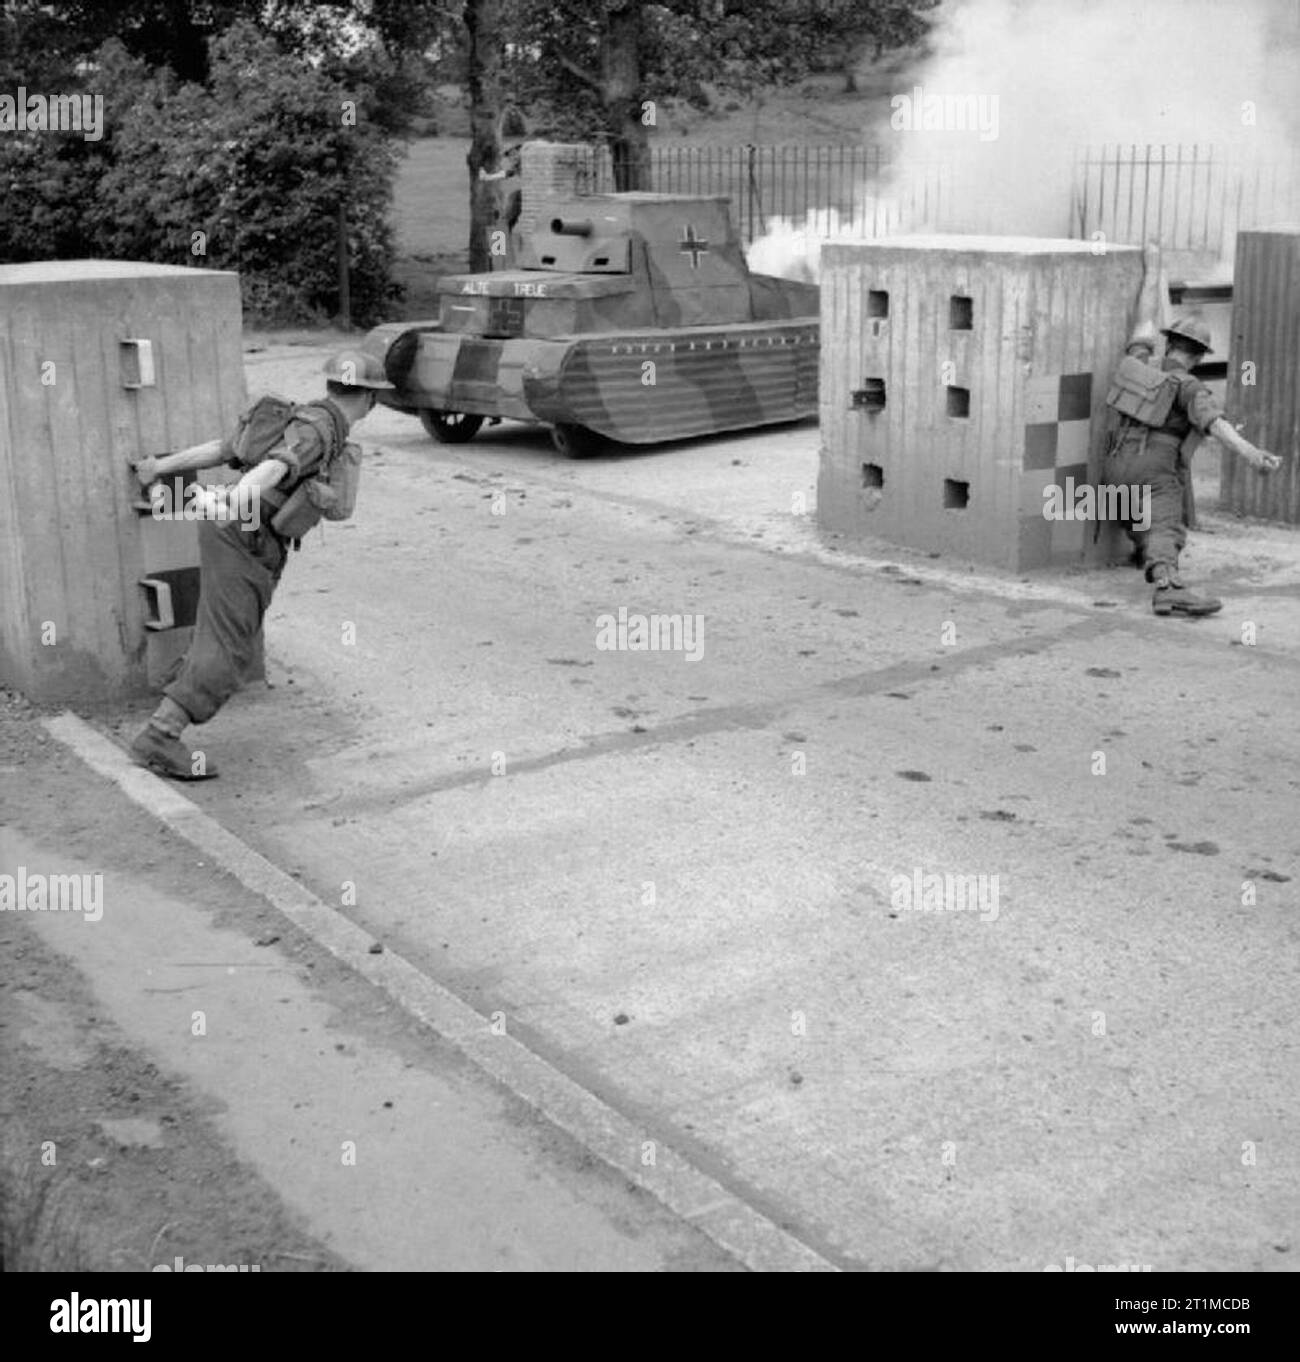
[1106,355,1177,427]
[310,440,361,521]
[267,440,362,544]
[269,483,321,542]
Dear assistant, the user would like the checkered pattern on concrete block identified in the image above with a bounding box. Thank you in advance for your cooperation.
[1023,371,1092,469]
[1019,371,1095,565]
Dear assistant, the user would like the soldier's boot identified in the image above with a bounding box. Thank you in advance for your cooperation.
[129,697,218,780]
[1150,566,1222,617]
[129,726,220,780]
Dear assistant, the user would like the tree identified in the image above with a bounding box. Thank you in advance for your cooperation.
[0,37,164,261]
[842,0,938,88]
[501,0,941,189]
[464,0,509,272]
[0,1,266,85]
[1,1,450,107]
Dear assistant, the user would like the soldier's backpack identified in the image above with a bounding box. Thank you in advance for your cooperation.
[1105,355,1178,427]
[229,394,361,542]
[1100,359,1202,539]
[230,393,298,469]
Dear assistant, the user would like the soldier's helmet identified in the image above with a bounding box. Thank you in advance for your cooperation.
[323,351,394,390]
[1161,316,1213,356]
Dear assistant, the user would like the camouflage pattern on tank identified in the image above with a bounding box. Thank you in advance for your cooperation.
[352,193,819,452]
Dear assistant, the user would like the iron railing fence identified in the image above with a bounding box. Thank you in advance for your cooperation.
[597,145,956,244]
[589,143,1299,257]
[1072,144,1300,258]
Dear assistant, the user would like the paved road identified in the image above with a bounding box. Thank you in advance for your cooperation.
[114,348,1300,1270]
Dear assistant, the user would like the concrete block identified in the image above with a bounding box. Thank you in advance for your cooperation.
[817,235,1144,571]
[0,261,246,703]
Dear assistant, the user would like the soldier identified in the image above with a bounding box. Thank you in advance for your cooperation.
[1105,314,1281,616]
[479,142,523,268]
[500,143,523,238]
[126,353,390,779]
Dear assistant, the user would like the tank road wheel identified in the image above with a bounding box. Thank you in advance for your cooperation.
[419,409,484,444]
[550,423,604,459]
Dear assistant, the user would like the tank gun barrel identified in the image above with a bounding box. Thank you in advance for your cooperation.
[549,217,594,237]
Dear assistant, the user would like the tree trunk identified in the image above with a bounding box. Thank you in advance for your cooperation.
[844,36,875,93]
[601,1,649,191]
[162,0,208,84]
[464,0,504,273]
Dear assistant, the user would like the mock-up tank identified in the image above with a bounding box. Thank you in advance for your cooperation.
[356,193,819,456]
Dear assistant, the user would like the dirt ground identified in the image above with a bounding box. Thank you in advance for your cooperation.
[0,691,348,1273]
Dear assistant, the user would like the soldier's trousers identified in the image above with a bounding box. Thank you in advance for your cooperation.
[164,519,287,725]
[1105,433,1187,579]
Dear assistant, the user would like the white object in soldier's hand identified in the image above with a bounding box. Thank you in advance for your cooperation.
[193,485,223,518]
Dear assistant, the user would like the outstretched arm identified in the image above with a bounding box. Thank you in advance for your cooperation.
[230,457,289,498]
[1208,417,1281,472]
[1179,374,1282,474]
[133,439,228,484]
[1127,241,1171,351]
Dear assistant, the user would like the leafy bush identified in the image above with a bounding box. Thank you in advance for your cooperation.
[1,23,402,328]
[0,41,161,260]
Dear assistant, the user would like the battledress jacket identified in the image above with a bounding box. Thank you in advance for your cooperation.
[1119,340,1225,529]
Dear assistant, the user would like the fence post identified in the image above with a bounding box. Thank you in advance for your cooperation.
[335,203,351,330]
[746,144,756,243]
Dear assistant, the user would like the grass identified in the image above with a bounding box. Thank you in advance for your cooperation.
[392,137,473,261]
[649,63,917,145]
[388,137,472,319]
[0,1153,94,1272]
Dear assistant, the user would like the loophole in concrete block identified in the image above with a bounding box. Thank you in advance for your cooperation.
[852,378,887,413]
[949,295,973,329]
[861,462,884,489]
[946,385,970,418]
[944,478,970,509]
[867,289,890,319]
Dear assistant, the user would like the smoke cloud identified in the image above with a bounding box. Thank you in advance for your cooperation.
[748,0,1300,280]
[893,0,1299,235]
